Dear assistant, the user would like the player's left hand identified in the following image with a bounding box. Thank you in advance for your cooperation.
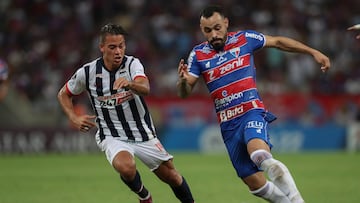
[113,77,131,90]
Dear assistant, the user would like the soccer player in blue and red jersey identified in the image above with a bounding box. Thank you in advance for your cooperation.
[177,5,330,203]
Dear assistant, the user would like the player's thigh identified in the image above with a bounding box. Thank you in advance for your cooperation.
[98,136,136,170]
[112,150,137,175]
[223,127,259,178]
[243,110,272,153]
[134,138,173,171]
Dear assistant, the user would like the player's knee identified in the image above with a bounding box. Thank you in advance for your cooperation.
[250,150,288,179]
[263,160,289,180]
[250,149,273,168]
[113,159,136,178]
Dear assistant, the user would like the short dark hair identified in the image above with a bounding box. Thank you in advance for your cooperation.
[99,23,128,43]
[200,5,225,18]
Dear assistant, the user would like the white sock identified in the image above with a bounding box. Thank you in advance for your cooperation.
[138,192,151,200]
[261,159,304,203]
[251,181,291,203]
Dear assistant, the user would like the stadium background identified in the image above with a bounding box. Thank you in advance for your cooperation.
[0,0,360,153]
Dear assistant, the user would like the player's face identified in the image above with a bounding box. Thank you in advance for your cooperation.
[200,12,229,51]
[100,34,126,70]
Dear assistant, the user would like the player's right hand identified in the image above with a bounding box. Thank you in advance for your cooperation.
[72,114,96,132]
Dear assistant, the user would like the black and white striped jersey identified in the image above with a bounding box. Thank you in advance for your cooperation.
[66,56,156,142]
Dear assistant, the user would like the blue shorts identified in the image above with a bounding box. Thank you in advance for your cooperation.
[221,109,276,178]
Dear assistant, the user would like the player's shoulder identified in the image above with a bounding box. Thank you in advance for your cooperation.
[79,58,100,69]
[123,55,143,68]
[192,40,210,51]
[124,55,140,63]
[191,41,214,56]
[242,30,265,41]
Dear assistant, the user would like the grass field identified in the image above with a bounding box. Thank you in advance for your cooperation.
[0,151,359,203]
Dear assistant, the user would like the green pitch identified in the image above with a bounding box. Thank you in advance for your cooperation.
[0,152,359,203]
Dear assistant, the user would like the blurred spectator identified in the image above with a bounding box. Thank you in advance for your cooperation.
[0,58,9,101]
[0,0,359,125]
[347,24,360,39]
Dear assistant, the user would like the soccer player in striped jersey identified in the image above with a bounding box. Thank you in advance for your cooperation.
[177,5,330,203]
[58,23,195,203]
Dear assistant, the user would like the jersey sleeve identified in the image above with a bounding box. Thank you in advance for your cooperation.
[130,58,147,80]
[187,49,201,78]
[66,67,86,95]
[244,30,266,51]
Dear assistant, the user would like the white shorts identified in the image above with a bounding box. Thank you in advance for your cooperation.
[97,136,173,171]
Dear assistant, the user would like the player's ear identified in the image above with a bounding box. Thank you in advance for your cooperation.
[99,43,104,53]
[224,17,229,29]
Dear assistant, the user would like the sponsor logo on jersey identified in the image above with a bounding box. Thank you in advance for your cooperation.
[215,90,244,109]
[219,105,244,122]
[201,45,213,54]
[216,54,228,65]
[245,32,264,41]
[228,35,238,44]
[97,91,133,107]
[204,54,250,82]
[205,61,210,69]
[217,100,265,123]
[230,47,240,58]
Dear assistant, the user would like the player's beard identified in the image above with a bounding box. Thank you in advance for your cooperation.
[210,38,226,52]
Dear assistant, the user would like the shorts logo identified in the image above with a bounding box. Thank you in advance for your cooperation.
[246,121,264,133]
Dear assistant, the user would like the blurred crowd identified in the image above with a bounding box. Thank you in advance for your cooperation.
[1,0,360,112]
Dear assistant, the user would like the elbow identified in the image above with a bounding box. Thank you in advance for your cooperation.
[57,89,64,102]
[57,86,71,102]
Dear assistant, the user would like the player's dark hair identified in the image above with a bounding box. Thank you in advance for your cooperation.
[200,5,225,18]
[99,23,128,43]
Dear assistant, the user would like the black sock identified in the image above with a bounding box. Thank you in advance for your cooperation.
[120,170,149,199]
[171,176,194,203]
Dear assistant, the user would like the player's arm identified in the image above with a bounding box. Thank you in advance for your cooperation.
[113,76,150,96]
[57,85,95,132]
[176,59,198,98]
[264,35,330,72]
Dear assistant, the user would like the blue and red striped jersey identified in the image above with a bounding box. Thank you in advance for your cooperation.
[187,30,268,128]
